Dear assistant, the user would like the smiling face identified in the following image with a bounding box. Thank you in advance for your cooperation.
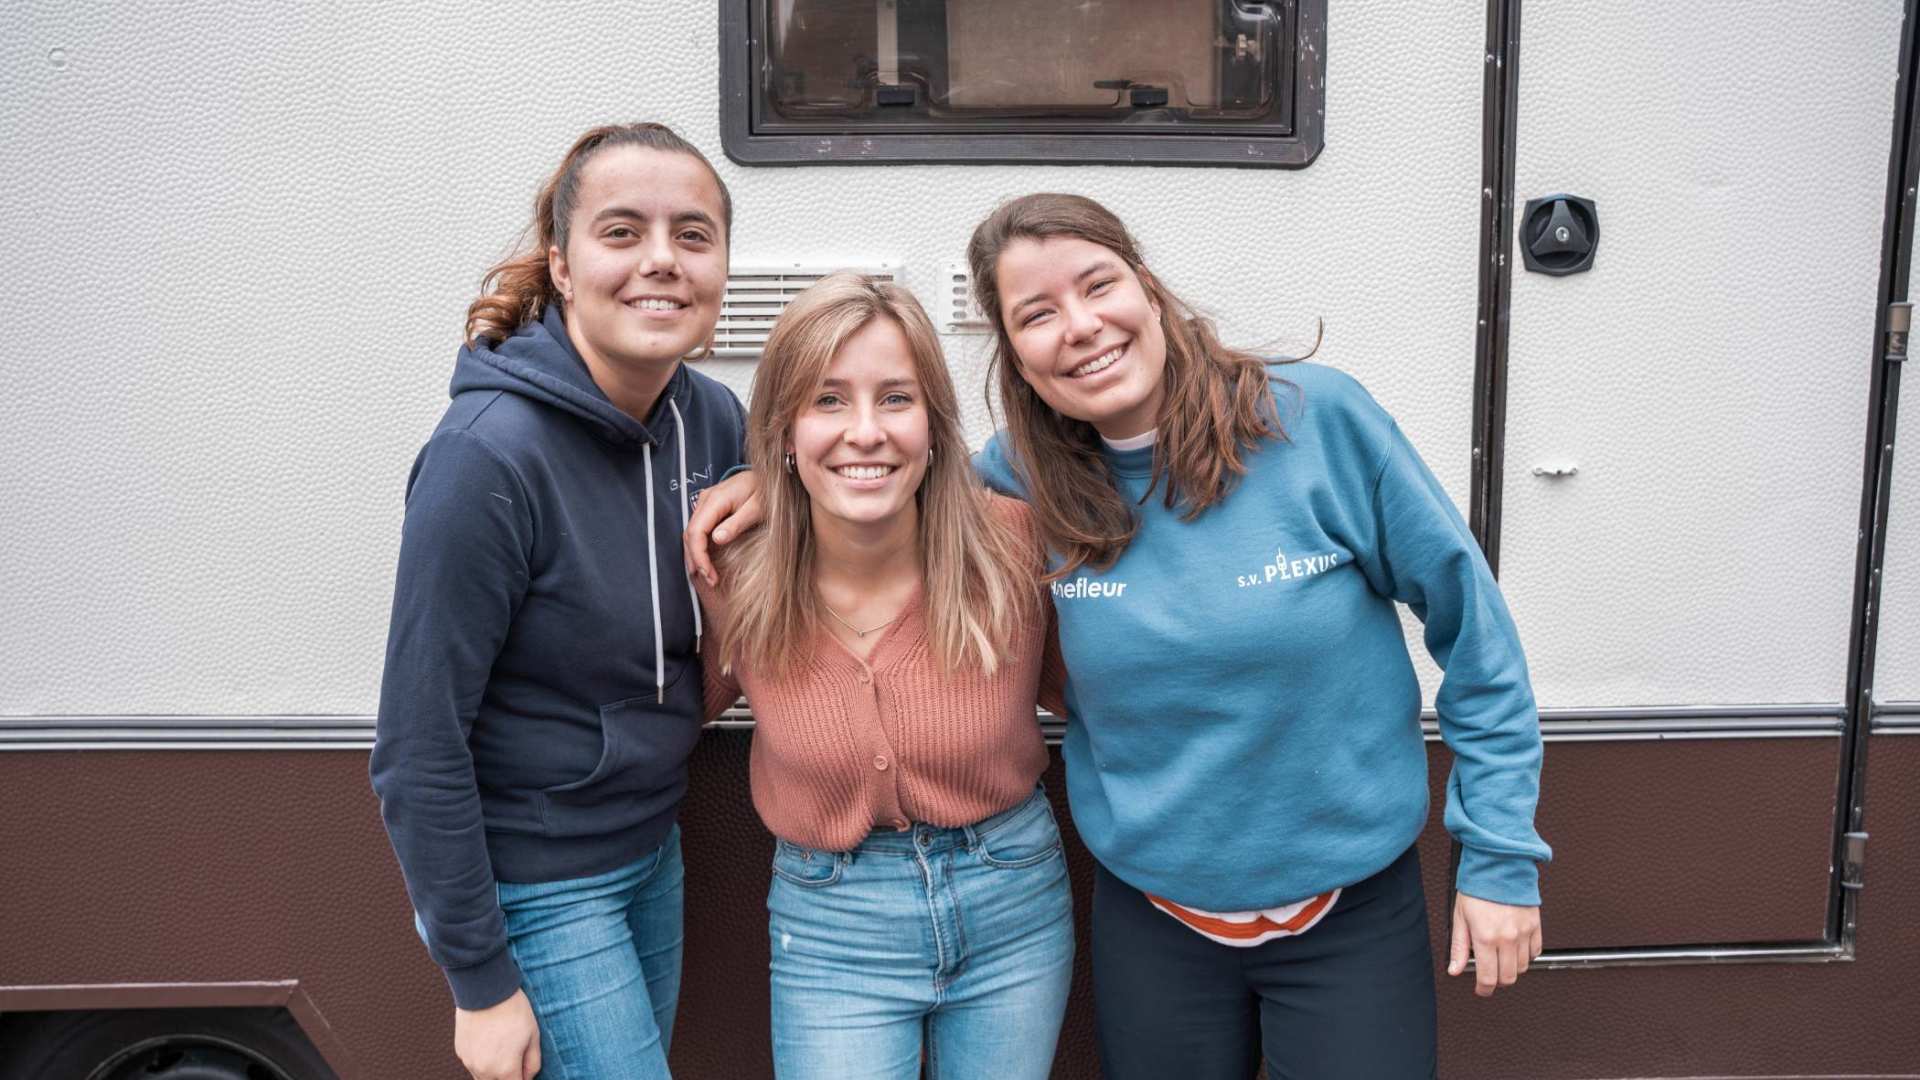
[994,235,1169,441]
[549,145,729,385]
[788,316,931,534]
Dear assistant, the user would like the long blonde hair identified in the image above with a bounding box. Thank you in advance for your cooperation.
[718,273,1036,676]
[967,193,1301,577]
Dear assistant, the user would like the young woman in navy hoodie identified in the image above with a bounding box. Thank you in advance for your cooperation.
[371,123,747,1080]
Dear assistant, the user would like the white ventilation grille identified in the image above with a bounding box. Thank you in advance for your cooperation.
[712,264,899,357]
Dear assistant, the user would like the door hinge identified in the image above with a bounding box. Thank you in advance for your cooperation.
[1887,301,1911,363]
[1841,831,1869,890]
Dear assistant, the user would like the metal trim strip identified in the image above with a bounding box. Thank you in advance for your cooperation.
[0,704,1843,728]
[1527,943,1847,971]
[1469,0,1522,574]
[1870,703,1920,732]
[0,980,296,1012]
[0,707,1849,750]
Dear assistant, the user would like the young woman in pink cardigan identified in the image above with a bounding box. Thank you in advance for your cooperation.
[696,273,1072,1079]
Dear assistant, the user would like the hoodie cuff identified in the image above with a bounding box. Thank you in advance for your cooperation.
[722,463,752,480]
[1455,846,1543,907]
[444,947,524,1011]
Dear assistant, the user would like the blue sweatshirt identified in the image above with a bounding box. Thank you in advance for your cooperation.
[370,306,746,1009]
[975,362,1550,911]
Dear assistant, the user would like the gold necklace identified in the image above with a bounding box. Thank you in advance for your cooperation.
[821,601,899,638]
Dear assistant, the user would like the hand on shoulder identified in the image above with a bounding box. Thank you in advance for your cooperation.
[683,469,765,586]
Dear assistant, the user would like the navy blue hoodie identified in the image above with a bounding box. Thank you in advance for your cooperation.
[371,306,746,1009]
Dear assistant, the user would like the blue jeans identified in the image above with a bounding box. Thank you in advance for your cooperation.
[766,787,1075,1080]
[497,826,685,1080]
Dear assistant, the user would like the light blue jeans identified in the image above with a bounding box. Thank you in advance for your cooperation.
[497,826,685,1080]
[766,787,1075,1080]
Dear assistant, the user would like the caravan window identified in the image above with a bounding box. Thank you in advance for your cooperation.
[721,0,1326,167]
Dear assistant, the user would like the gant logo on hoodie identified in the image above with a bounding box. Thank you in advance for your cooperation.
[1236,545,1339,589]
[671,466,715,505]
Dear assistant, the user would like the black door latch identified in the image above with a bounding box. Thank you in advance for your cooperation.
[1520,194,1599,276]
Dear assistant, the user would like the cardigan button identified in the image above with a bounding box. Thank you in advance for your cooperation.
[873,755,890,771]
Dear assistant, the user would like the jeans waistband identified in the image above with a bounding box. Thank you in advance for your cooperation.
[824,785,1049,859]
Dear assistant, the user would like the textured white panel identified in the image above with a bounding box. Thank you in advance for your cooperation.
[1876,361,1920,703]
[3,1,1484,715]
[1499,2,1902,707]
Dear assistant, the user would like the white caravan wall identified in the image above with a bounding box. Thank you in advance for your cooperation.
[1,2,1486,716]
[1497,2,1900,708]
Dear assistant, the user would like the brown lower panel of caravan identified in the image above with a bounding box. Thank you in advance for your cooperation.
[1426,736,1841,949]
[1429,735,1920,1079]
[0,736,1914,1078]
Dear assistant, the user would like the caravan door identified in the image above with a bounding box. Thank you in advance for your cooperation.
[1494,3,1903,950]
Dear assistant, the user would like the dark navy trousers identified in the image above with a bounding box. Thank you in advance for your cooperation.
[1091,843,1439,1080]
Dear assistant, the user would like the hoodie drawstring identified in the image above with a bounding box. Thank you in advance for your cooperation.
[642,397,704,705]
[668,398,704,649]
[642,440,666,704]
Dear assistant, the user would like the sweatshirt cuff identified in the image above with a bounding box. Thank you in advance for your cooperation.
[444,947,524,1011]
[722,463,752,480]
[1455,845,1543,907]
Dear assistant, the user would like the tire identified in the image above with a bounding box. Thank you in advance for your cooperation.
[0,1007,336,1080]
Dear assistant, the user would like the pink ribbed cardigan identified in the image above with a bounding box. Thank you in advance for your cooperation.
[701,498,1066,851]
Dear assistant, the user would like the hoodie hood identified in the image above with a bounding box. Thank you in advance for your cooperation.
[450,303,715,704]
[451,304,684,447]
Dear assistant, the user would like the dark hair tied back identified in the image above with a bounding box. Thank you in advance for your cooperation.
[465,123,733,347]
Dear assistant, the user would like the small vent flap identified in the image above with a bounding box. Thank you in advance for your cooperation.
[945,262,990,333]
[713,264,898,357]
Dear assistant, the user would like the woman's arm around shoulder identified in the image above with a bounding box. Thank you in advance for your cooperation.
[685,469,764,588]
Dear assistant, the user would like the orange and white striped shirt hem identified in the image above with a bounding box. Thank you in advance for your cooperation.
[1145,888,1341,947]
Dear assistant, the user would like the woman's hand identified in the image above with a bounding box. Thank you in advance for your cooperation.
[454,989,541,1080]
[1448,892,1542,997]
[684,470,766,586]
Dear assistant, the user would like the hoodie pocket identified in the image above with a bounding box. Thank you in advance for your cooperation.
[545,666,702,803]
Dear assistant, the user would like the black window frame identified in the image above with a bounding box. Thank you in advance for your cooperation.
[719,0,1327,168]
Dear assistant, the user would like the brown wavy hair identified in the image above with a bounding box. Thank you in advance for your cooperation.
[968,193,1307,577]
[465,123,734,347]
[716,273,1037,677]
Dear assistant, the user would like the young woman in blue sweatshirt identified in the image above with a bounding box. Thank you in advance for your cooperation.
[688,192,1550,1079]
[370,123,746,1080]
[964,193,1549,1079]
